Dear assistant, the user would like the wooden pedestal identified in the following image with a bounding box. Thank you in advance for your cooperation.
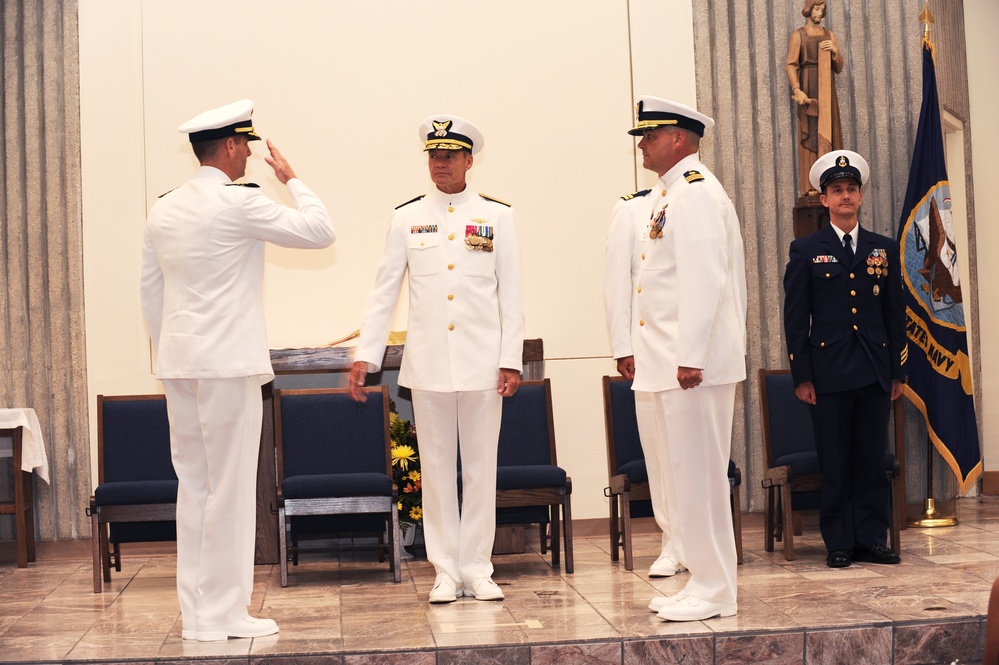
[793,193,829,238]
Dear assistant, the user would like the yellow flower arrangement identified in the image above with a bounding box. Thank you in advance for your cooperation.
[389,407,422,531]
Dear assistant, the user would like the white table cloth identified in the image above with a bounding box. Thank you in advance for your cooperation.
[0,408,50,483]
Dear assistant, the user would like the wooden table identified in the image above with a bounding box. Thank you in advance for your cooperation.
[0,408,50,567]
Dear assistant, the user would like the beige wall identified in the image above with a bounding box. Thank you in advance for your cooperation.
[81,0,998,524]
[965,2,999,474]
[79,0,696,521]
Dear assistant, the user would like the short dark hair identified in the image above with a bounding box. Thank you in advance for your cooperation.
[820,177,862,194]
[191,137,227,163]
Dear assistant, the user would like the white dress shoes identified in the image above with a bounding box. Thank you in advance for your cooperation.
[464,577,504,601]
[648,592,687,612]
[648,554,687,578]
[196,615,279,641]
[656,595,737,622]
[429,572,462,603]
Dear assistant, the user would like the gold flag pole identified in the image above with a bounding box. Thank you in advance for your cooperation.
[906,2,957,529]
[908,434,958,527]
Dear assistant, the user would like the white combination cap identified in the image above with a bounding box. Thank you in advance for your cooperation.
[419,115,484,155]
[629,96,714,137]
[178,99,261,144]
[810,150,869,191]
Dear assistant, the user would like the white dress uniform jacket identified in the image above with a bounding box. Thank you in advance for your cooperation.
[605,185,659,360]
[141,166,335,380]
[632,154,747,391]
[355,187,524,389]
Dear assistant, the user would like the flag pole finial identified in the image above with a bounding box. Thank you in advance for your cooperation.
[919,2,935,41]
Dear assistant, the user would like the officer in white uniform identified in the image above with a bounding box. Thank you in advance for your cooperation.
[141,100,335,641]
[349,115,524,604]
[605,181,684,580]
[619,97,747,622]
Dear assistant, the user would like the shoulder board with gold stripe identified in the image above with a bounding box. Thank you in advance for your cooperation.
[683,170,705,184]
[621,189,651,201]
[479,193,511,207]
[225,182,260,188]
[395,195,425,209]
[158,187,178,198]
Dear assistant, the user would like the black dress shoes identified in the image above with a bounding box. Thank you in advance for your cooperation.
[826,550,851,568]
[852,544,901,564]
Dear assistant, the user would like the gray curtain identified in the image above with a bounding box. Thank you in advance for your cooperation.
[1,0,89,541]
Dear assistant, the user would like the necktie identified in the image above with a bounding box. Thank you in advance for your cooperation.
[843,234,854,263]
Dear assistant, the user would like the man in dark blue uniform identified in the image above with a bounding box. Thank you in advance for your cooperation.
[782,150,907,568]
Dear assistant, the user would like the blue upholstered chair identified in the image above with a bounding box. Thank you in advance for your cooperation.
[601,375,744,570]
[758,368,902,560]
[274,385,400,586]
[494,378,573,573]
[89,394,177,593]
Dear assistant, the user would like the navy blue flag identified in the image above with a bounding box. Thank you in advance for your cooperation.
[897,39,981,492]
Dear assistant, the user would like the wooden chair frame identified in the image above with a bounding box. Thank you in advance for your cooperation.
[275,385,401,586]
[89,394,176,593]
[495,378,574,574]
[758,368,903,560]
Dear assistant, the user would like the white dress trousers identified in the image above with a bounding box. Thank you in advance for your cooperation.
[413,388,503,584]
[635,383,738,605]
[163,377,263,630]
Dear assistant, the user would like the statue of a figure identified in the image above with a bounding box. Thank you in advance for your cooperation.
[786,0,845,195]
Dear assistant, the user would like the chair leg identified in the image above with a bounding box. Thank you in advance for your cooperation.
[731,482,744,565]
[100,526,112,583]
[562,492,574,575]
[111,542,122,572]
[621,490,634,571]
[764,485,776,553]
[389,505,401,584]
[91,505,102,593]
[279,507,289,588]
[377,531,386,563]
[539,523,549,555]
[550,507,561,568]
[780,484,795,561]
[609,492,620,562]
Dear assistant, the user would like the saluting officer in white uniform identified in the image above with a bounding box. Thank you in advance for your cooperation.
[620,97,747,622]
[605,182,685,579]
[349,116,524,604]
[141,100,335,641]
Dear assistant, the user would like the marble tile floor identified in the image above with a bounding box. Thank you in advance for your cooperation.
[2,497,999,664]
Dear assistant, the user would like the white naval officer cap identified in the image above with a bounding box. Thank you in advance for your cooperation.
[628,96,714,137]
[178,99,261,144]
[810,149,869,191]
[419,115,484,155]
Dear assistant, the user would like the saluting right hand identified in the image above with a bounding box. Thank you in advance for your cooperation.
[263,139,297,185]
